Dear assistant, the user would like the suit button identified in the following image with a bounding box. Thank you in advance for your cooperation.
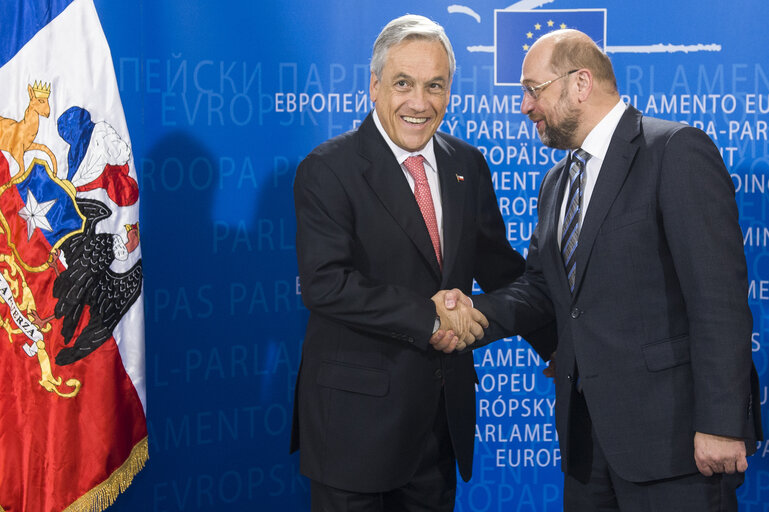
[434,369,442,379]
[570,307,581,319]
[567,374,573,382]
[407,337,414,343]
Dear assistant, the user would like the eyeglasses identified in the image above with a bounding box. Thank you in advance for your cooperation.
[521,69,579,100]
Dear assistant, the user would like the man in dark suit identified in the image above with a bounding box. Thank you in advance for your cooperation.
[290,14,554,512]
[447,29,762,510]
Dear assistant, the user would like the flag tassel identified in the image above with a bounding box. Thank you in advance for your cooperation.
[63,437,149,512]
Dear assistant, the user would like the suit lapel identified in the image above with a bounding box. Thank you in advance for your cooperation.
[572,106,642,294]
[434,134,465,284]
[358,115,442,280]
[540,157,573,294]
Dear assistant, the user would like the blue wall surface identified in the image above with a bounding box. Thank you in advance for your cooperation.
[92,1,769,510]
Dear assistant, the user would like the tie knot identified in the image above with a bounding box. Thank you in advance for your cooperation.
[572,148,590,166]
[404,155,428,183]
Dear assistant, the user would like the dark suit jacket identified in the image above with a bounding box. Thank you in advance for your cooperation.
[290,113,555,493]
[475,105,762,483]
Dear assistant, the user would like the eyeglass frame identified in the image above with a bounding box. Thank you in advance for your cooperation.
[521,69,579,100]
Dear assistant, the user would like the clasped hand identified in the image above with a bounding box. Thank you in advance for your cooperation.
[429,289,488,353]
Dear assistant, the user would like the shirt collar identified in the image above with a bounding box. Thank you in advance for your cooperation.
[580,100,627,161]
[373,109,438,173]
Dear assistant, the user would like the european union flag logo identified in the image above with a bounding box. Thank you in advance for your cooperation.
[495,9,607,86]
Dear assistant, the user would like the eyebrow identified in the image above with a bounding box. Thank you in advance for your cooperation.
[393,72,447,84]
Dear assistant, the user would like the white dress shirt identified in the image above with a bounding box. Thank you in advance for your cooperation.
[558,100,627,244]
[373,110,444,254]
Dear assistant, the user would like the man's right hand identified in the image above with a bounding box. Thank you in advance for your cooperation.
[430,289,488,352]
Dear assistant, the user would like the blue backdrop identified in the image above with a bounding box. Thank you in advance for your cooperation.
[91,1,769,510]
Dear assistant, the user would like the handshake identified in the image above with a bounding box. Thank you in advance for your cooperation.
[429,289,488,354]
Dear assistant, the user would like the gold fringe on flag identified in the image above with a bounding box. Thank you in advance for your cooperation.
[63,437,149,512]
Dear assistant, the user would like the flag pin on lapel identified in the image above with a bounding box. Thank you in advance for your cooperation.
[456,173,464,182]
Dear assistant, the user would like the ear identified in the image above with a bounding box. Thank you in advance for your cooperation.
[575,69,593,103]
[369,70,379,103]
[28,84,34,99]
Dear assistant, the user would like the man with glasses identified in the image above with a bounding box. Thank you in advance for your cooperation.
[442,28,761,510]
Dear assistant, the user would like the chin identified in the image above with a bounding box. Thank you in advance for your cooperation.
[399,137,428,152]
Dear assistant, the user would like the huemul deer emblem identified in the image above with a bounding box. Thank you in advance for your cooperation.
[0,81,58,177]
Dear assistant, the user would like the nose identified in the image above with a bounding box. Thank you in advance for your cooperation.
[520,92,535,115]
[407,87,428,111]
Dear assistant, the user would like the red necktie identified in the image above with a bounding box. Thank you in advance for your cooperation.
[403,155,442,269]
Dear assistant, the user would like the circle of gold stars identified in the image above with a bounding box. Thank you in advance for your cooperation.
[523,19,568,51]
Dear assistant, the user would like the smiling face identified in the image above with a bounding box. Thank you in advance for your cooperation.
[370,39,451,152]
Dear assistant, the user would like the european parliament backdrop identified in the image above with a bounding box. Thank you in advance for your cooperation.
[92,0,769,510]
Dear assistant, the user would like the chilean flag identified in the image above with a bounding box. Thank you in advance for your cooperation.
[0,1,147,511]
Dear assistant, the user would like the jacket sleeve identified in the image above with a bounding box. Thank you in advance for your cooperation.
[473,220,557,360]
[658,126,756,439]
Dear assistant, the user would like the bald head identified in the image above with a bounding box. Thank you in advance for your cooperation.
[528,29,618,95]
[519,29,621,149]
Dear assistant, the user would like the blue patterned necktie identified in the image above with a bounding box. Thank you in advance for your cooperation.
[561,149,590,292]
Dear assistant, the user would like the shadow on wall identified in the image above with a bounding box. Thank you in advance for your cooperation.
[110,130,310,511]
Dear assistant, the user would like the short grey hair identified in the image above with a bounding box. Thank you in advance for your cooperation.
[370,14,456,81]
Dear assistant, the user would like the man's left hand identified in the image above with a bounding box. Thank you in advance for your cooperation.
[693,431,748,476]
[429,329,458,353]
